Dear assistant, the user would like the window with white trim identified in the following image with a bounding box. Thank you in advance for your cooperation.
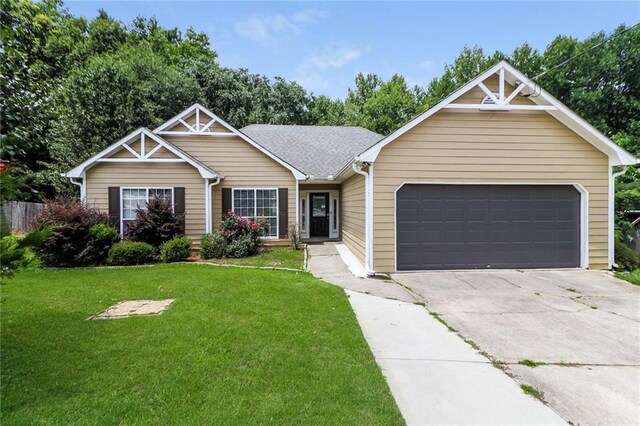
[122,187,173,231]
[232,189,278,237]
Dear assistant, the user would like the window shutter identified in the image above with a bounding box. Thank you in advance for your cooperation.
[108,187,120,233]
[278,188,288,239]
[174,187,186,234]
[222,188,232,218]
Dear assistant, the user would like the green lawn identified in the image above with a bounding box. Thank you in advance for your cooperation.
[203,246,305,270]
[1,265,402,425]
[615,269,640,286]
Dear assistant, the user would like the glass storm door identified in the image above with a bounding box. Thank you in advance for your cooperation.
[310,193,330,237]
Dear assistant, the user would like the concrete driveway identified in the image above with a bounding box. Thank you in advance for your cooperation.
[392,269,640,425]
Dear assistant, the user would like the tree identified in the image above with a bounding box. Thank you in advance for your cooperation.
[311,96,346,126]
[48,43,203,174]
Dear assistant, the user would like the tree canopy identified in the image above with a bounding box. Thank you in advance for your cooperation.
[0,0,638,213]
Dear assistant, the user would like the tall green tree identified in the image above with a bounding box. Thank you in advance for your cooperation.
[48,44,203,174]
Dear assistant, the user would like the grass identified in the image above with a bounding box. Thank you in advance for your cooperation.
[518,359,546,368]
[1,265,402,425]
[615,269,640,286]
[202,246,304,270]
[464,339,479,350]
[429,312,458,332]
[520,384,542,399]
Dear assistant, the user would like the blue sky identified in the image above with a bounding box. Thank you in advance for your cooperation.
[65,1,639,99]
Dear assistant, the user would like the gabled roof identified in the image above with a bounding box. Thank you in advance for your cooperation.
[357,61,638,166]
[154,103,307,180]
[242,124,383,180]
[65,127,219,179]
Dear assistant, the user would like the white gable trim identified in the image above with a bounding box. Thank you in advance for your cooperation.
[358,61,637,166]
[154,103,307,180]
[65,128,218,179]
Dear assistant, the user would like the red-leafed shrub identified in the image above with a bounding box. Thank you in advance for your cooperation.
[33,196,118,266]
[199,211,268,259]
[126,196,183,247]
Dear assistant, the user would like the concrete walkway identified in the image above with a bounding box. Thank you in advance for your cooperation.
[348,291,566,425]
[306,243,416,302]
[307,243,566,425]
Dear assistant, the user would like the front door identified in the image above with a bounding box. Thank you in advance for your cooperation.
[310,193,330,237]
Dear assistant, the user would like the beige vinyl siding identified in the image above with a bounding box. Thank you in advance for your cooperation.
[299,184,341,191]
[85,162,205,246]
[372,109,610,272]
[162,134,297,234]
[341,173,366,265]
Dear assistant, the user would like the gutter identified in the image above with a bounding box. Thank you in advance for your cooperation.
[205,177,221,233]
[352,161,376,276]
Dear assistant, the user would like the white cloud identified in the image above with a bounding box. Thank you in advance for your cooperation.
[234,8,325,44]
[309,46,366,69]
[294,43,369,94]
[291,8,326,24]
[419,60,435,70]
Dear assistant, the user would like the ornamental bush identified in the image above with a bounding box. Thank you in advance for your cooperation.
[33,196,113,267]
[199,232,226,259]
[160,236,192,263]
[77,223,120,265]
[127,196,183,247]
[108,241,155,266]
[199,212,268,259]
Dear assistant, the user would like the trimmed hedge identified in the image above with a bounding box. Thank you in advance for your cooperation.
[108,241,155,266]
[160,236,192,263]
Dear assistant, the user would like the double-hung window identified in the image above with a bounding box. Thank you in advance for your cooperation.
[122,187,173,232]
[232,189,278,238]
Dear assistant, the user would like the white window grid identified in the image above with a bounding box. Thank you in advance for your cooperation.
[121,187,174,236]
[231,188,279,238]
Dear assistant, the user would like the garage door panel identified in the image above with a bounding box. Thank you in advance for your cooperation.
[396,184,581,270]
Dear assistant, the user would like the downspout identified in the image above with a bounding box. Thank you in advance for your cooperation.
[610,165,628,269]
[352,162,375,276]
[206,177,221,233]
[69,178,85,203]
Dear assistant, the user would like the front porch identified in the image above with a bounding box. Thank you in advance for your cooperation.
[298,183,341,241]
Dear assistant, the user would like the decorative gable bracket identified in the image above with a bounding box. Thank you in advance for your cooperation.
[444,67,557,111]
[65,128,219,179]
[154,104,235,136]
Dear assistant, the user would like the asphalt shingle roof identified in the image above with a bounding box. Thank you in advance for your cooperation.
[241,125,383,179]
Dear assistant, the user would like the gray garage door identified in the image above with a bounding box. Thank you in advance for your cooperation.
[396,184,581,270]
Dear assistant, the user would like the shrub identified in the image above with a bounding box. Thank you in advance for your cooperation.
[33,197,109,267]
[1,235,41,281]
[127,196,183,247]
[289,223,302,250]
[225,234,258,258]
[108,241,155,266]
[77,224,120,265]
[615,240,640,271]
[160,236,192,263]
[199,213,268,259]
[199,232,226,259]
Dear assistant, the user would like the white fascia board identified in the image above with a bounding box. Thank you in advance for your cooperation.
[358,60,638,166]
[154,103,307,180]
[153,104,200,133]
[65,127,146,178]
[358,62,507,162]
[503,64,638,166]
[146,130,218,179]
[65,127,218,180]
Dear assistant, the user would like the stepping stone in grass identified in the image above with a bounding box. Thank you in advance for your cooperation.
[89,299,175,320]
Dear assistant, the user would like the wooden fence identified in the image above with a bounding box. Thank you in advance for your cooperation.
[1,201,45,233]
